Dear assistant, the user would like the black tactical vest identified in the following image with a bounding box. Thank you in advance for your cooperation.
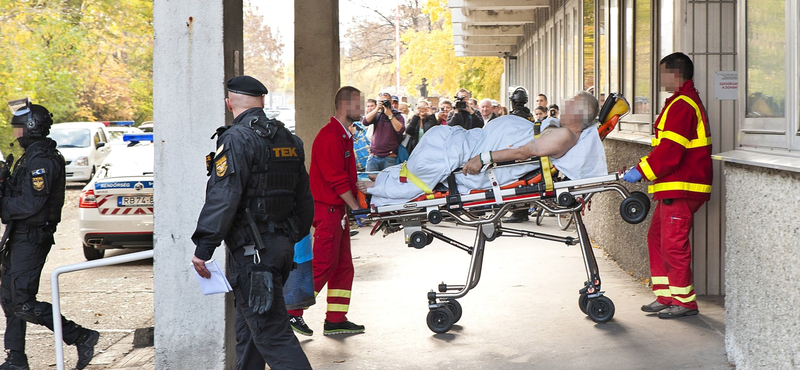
[7,139,66,228]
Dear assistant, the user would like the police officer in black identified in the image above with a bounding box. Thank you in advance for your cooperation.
[191,76,313,370]
[504,87,536,224]
[0,102,99,370]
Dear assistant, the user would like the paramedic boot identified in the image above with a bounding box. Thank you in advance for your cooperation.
[658,305,699,319]
[324,320,365,336]
[0,351,29,370]
[75,328,99,369]
[290,316,313,336]
[641,300,668,313]
[502,210,529,223]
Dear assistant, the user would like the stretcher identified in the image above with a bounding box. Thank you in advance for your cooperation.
[353,93,644,333]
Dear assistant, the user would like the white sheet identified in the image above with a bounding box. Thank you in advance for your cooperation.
[367,115,607,206]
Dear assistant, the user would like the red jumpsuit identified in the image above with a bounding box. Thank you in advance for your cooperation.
[634,80,712,310]
[288,117,358,323]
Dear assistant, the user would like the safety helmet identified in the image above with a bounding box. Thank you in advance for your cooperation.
[509,87,528,105]
[11,102,53,147]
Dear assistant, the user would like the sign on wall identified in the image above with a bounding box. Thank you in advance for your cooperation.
[714,71,738,100]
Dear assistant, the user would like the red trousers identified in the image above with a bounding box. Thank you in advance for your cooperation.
[647,198,702,310]
[288,203,353,323]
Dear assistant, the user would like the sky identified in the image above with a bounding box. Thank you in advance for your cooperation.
[250,0,389,63]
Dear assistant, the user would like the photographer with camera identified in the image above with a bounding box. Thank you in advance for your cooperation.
[362,92,406,171]
[446,88,484,130]
[437,99,453,126]
[405,100,439,154]
[541,104,561,131]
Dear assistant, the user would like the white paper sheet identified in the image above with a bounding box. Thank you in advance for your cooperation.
[192,259,232,295]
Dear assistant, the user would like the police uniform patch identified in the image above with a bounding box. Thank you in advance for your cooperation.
[215,155,228,177]
[31,168,46,176]
[32,176,45,192]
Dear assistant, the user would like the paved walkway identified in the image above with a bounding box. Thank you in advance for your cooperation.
[98,219,731,369]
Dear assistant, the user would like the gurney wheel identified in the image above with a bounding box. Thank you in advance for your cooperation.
[630,191,651,214]
[428,210,443,224]
[578,292,589,315]
[443,299,463,323]
[535,208,545,226]
[586,296,615,324]
[427,308,455,334]
[426,233,434,246]
[409,231,428,249]
[558,213,574,230]
[620,196,648,224]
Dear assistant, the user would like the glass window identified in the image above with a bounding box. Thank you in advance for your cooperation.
[584,0,595,92]
[634,0,651,115]
[598,0,608,104]
[93,132,101,146]
[609,0,620,94]
[657,0,674,112]
[746,0,786,118]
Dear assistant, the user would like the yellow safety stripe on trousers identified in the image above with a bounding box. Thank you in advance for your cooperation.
[673,294,697,303]
[651,276,669,285]
[399,162,434,200]
[540,156,554,192]
[653,289,672,298]
[648,181,712,194]
[638,156,658,181]
[327,303,349,312]
[669,285,694,295]
[327,289,352,298]
[653,96,711,149]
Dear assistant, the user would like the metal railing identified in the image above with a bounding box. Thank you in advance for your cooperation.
[51,249,154,370]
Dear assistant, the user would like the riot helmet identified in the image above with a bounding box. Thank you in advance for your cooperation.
[509,87,529,106]
[9,98,53,148]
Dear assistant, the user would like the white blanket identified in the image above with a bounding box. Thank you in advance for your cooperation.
[367,115,607,206]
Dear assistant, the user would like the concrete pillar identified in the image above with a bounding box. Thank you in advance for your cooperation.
[295,0,340,161]
[153,1,242,369]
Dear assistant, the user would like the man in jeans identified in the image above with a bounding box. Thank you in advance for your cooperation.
[363,92,405,171]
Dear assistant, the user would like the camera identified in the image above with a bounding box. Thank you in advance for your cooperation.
[454,95,467,110]
[380,100,392,109]
[549,109,557,118]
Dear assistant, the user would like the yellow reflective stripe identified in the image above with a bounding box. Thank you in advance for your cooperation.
[669,285,694,295]
[658,130,690,147]
[540,156,554,192]
[327,289,351,299]
[673,294,697,303]
[651,276,669,285]
[400,162,434,200]
[653,133,711,148]
[638,156,657,181]
[327,304,349,312]
[653,289,672,298]
[651,138,659,147]
[648,181,712,194]
[655,96,710,149]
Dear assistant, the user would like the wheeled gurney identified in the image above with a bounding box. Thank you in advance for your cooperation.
[355,159,650,334]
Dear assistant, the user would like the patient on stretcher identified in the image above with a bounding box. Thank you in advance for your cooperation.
[358,92,608,207]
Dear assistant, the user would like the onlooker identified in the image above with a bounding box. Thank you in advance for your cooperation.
[446,88,484,129]
[362,92,406,171]
[478,98,498,123]
[405,100,439,154]
[502,106,509,115]
[491,100,503,116]
[350,120,370,172]
[399,101,410,122]
[391,95,400,110]
[541,103,561,130]
[437,99,453,126]
[535,93,548,109]
[364,98,377,140]
[468,98,478,110]
[548,104,560,119]
[533,106,547,122]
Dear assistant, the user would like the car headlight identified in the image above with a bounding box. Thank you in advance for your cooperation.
[75,156,89,167]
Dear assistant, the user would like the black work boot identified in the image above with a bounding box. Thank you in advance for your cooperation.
[0,351,29,370]
[502,210,529,223]
[75,328,99,369]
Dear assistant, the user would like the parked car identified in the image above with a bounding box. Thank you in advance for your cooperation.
[79,134,154,260]
[138,121,153,132]
[106,126,144,147]
[48,122,112,182]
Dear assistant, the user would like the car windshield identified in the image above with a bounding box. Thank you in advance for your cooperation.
[49,129,91,148]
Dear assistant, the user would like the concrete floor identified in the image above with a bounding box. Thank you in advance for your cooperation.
[295,219,731,370]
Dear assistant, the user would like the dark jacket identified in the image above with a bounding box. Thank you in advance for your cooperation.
[446,109,484,130]
[405,114,439,154]
[1,138,65,230]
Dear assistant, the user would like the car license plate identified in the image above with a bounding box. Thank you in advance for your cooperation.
[118,196,153,207]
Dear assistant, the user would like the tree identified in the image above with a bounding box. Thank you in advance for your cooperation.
[243,4,285,94]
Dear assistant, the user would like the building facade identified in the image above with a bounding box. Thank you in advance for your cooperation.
[450,0,800,368]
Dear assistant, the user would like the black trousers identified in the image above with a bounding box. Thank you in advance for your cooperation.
[0,228,82,354]
[229,234,311,370]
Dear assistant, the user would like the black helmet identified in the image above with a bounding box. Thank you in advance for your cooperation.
[11,103,53,147]
[509,87,528,105]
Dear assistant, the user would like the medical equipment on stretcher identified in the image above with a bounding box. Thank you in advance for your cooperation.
[351,93,637,333]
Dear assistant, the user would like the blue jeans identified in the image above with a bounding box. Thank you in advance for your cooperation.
[366,155,397,172]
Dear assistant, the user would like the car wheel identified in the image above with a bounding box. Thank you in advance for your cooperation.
[83,244,104,260]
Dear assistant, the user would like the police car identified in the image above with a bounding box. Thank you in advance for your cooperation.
[79,134,154,260]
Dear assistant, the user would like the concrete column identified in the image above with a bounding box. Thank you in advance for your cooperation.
[295,0,340,162]
[153,1,242,369]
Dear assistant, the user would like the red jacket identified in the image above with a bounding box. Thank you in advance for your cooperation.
[310,117,358,206]
[635,80,712,202]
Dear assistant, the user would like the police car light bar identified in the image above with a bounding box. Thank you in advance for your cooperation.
[123,134,154,142]
[102,121,135,127]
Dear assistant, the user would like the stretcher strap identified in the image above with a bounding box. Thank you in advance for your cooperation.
[486,167,503,204]
[540,156,554,192]
[399,163,435,200]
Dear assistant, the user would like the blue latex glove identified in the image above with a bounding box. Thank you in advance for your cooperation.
[622,168,643,183]
[353,213,369,227]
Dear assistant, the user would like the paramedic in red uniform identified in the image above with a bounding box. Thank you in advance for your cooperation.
[623,52,712,318]
[288,86,366,336]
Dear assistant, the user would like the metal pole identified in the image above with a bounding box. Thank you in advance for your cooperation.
[395,0,401,94]
[51,249,154,370]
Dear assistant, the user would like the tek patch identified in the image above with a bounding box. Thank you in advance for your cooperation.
[32,175,46,192]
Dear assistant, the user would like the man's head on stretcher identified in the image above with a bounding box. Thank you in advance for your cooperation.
[462,91,599,175]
